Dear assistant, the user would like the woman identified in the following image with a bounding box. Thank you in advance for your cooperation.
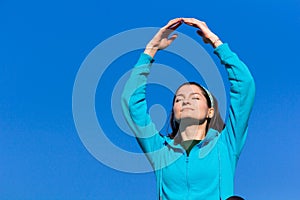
[121,18,255,200]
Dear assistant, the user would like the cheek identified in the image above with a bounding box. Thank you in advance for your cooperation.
[198,103,208,110]
[173,104,181,118]
[196,98,208,108]
[195,101,209,115]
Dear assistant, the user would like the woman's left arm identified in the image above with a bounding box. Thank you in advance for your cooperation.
[182,18,255,157]
[214,44,255,157]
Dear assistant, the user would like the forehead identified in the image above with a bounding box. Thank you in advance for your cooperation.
[176,84,203,95]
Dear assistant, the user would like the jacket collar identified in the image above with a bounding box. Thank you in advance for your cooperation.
[165,129,221,157]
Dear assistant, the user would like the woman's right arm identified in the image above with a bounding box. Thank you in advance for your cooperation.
[121,18,183,154]
[121,53,164,154]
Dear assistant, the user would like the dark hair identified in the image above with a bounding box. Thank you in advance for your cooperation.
[168,82,225,139]
[226,196,244,200]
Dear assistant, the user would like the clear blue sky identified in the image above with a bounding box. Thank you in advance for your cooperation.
[1,0,300,199]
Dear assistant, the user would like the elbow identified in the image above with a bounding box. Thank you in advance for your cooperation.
[121,89,130,112]
[246,75,256,98]
[242,75,256,107]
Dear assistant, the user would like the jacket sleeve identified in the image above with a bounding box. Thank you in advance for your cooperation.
[121,53,165,156]
[214,44,256,158]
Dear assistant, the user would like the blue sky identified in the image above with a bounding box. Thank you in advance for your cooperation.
[1,0,300,199]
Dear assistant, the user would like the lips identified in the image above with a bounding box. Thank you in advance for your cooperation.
[181,107,194,111]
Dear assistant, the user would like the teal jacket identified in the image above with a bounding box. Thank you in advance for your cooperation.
[121,43,255,200]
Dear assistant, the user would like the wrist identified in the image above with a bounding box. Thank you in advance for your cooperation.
[144,46,158,58]
[208,36,223,48]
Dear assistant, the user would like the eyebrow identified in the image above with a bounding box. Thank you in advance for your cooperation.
[175,92,202,97]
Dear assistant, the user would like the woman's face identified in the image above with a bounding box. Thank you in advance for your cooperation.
[173,84,213,122]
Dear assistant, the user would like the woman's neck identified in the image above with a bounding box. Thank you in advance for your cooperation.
[179,124,206,141]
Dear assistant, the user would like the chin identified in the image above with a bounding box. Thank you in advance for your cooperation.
[178,117,200,123]
[177,116,207,125]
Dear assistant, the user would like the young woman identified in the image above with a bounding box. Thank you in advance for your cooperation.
[122,18,255,200]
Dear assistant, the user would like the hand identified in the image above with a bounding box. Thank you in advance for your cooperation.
[182,18,223,48]
[144,18,183,57]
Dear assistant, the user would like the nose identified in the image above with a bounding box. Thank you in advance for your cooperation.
[182,99,191,105]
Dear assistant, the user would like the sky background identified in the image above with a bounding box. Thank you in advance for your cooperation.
[1,0,300,199]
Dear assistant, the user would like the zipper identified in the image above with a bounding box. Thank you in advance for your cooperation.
[217,142,222,199]
[186,154,190,200]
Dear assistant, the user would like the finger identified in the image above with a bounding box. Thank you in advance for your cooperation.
[182,18,203,28]
[167,18,183,25]
[182,18,197,24]
[182,18,202,23]
[196,29,204,37]
[167,34,178,45]
[182,17,192,23]
[164,18,183,30]
[202,37,211,44]
[168,21,182,30]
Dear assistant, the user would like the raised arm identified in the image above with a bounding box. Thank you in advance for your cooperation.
[121,18,183,155]
[215,44,255,157]
[144,18,183,57]
[182,18,255,156]
[182,18,223,48]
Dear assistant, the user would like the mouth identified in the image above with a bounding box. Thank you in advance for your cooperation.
[181,108,194,111]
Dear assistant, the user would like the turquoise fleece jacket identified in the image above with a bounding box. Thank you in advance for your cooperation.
[121,43,255,200]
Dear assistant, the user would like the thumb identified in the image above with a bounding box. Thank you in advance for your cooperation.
[196,30,204,37]
[168,34,178,45]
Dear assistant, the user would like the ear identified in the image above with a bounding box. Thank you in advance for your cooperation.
[207,107,215,118]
